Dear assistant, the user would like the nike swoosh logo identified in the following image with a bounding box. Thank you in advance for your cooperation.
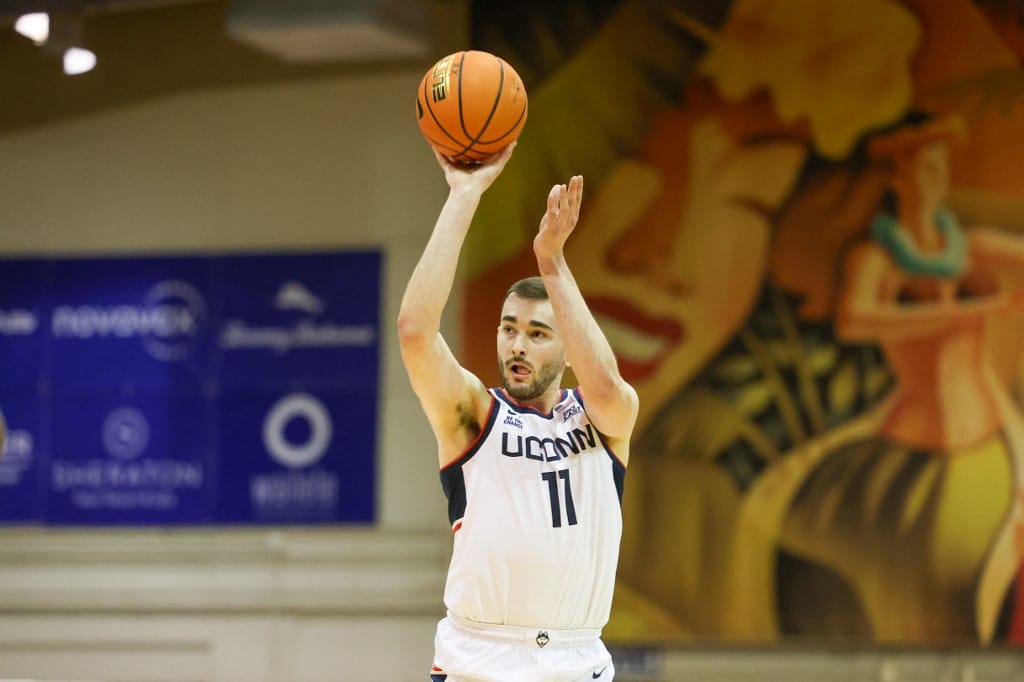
[592,668,607,679]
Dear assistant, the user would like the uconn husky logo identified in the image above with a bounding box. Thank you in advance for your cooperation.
[501,424,597,462]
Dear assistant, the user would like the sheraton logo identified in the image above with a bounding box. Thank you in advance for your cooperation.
[102,407,150,460]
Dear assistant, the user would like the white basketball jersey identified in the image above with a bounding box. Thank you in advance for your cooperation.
[440,387,626,630]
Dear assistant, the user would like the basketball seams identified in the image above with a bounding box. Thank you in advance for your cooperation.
[420,131,472,157]
[420,51,490,159]
[477,98,527,145]
[451,51,478,160]
[458,55,505,145]
[452,52,505,160]
[420,57,471,150]
[417,50,527,163]
[456,51,473,140]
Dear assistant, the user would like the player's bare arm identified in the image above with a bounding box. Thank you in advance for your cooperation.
[397,144,516,466]
[534,175,639,460]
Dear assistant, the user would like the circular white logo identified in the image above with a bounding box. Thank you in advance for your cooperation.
[102,407,150,460]
[262,393,332,469]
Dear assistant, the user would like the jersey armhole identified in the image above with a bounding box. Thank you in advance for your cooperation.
[440,391,499,472]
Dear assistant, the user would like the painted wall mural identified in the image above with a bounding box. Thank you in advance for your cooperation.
[464,0,1024,645]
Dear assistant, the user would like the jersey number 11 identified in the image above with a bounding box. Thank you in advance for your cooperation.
[541,470,577,527]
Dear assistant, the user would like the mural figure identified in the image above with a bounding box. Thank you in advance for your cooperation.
[772,113,1024,643]
[466,0,1024,644]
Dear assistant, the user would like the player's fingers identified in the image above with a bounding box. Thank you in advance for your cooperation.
[433,149,453,168]
[488,141,517,168]
[567,176,582,222]
[559,184,574,227]
[547,184,562,215]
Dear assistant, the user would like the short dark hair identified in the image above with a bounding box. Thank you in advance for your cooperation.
[505,276,548,301]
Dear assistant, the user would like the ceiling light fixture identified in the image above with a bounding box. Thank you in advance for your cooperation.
[17,10,97,77]
[63,46,96,75]
[14,12,50,45]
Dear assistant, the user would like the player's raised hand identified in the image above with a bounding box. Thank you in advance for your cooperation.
[435,142,517,195]
[534,175,583,261]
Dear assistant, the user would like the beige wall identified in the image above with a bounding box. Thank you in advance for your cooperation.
[0,68,455,681]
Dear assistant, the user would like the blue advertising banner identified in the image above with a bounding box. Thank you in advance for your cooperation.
[0,251,380,526]
[49,256,214,394]
[0,385,44,522]
[215,389,376,524]
[0,258,48,388]
[45,392,212,525]
[217,253,380,390]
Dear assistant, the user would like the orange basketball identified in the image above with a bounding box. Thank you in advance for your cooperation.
[416,50,528,164]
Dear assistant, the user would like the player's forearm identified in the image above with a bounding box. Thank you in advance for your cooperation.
[398,189,482,341]
[538,254,623,391]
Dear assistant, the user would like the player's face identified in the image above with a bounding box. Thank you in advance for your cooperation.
[496,294,566,401]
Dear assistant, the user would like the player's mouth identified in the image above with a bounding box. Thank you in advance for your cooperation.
[588,296,686,382]
[506,361,532,379]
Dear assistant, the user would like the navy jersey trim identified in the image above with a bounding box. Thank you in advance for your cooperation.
[494,387,569,418]
[611,456,626,504]
[439,395,500,526]
[573,387,628,474]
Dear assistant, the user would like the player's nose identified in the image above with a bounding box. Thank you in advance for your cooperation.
[509,337,526,357]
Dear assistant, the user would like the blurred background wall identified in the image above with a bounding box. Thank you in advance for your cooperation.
[0,2,458,680]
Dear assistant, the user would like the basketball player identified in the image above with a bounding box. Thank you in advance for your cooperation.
[398,142,639,682]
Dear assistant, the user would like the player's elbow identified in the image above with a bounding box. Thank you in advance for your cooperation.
[584,382,639,440]
[396,310,420,343]
[396,309,435,349]
[586,378,639,414]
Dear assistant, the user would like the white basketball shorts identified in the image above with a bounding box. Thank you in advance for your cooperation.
[429,612,615,682]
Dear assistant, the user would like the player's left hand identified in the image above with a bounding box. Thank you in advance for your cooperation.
[436,143,516,196]
[534,175,583,260]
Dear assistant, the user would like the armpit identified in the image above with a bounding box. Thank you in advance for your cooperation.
[456,401,481,440]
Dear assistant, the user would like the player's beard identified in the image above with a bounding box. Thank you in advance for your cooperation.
[500,358,561,402]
